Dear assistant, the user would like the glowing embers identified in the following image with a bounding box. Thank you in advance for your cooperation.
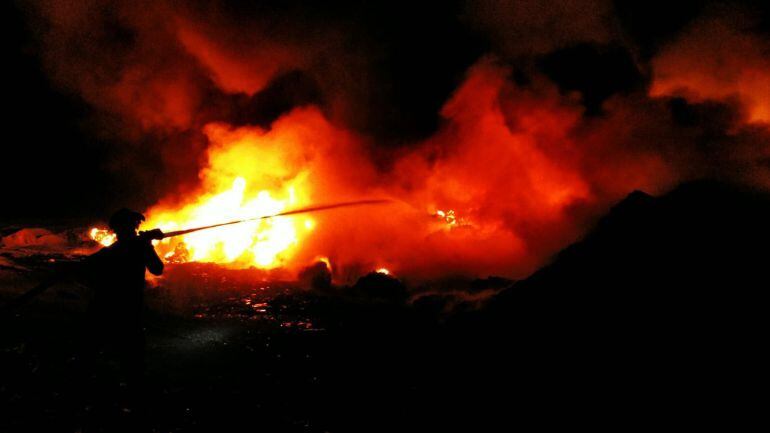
[147,177,313,268]
[164,242,190,264]
[89,228,116,247]
[435,209,457,226]
[431,209,470,229]
[242,297,268,314]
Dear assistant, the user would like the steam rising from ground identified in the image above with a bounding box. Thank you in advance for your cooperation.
[24,0,770,279]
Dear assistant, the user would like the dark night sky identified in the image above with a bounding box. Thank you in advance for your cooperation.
[4,1,108,223]
[2,0,769,224]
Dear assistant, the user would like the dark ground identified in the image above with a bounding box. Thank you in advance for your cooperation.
[0,259,495,432]
[1,180,768,432]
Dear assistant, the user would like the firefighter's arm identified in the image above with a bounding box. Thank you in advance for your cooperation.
[144,242,164,276]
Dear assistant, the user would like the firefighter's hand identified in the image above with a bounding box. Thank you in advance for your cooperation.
[139,229,165,241]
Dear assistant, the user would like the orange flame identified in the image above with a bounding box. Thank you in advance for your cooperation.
[89,228,116,247]
[145,177,312,268]
[141,118,324,269]
[433,209,465,228]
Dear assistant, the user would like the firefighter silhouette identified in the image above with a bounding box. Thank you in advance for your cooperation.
[80,208,163,414]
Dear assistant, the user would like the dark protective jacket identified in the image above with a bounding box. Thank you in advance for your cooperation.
[85,236,163,329]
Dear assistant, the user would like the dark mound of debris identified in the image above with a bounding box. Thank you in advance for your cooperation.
[452,180,770,428]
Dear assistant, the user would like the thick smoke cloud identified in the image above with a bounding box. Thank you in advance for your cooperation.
[15,0,770,278]
[651,9,770,124]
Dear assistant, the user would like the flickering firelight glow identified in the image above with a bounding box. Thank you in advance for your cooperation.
[316,256,332,272]
[89,228,116,247]
[434,209,458,226]
[146,177,308,268]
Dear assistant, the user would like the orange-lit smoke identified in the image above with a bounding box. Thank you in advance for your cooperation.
[651,15,770,125]
[124,59,682,280]
[42,1,770,280]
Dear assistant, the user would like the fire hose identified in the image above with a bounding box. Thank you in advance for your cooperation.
[1,199,391,315]
[149,199,390,239]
